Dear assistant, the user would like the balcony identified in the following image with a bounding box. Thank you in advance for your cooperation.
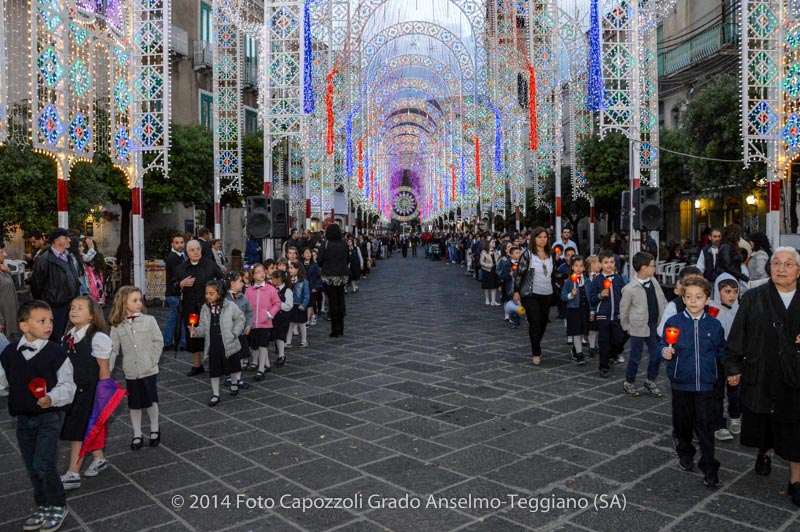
[193,41,213,70]
[243,59,259,89]
[170,25,188,56]
[658,22,738,78]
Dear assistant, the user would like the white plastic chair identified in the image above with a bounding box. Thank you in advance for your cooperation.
[4,260,26,288]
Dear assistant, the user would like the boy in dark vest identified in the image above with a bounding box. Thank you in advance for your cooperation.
[0,300,76,532]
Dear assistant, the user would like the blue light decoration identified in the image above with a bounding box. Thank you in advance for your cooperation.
[345,104,360,177]
[487,101,502,173]
[364,149,370,196]
[303,0,314,114]
[587,0,605,111]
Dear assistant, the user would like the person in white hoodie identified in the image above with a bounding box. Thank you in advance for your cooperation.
[709,273,741,441]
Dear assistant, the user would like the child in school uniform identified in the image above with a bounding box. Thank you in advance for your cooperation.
[561,255,590,365]
[109,286,164,450]
[245,263,281,380]
[286,261,309,348]
[189,280,245,407]
[587,250,629,378]
[270,269,293,368]
[708,273,742,441]
[224,271,253,390]
[620,252,668,397]
[661,277,726,488]
[586,255,601,357]
[0,300,76,532]
[59,296,113,490]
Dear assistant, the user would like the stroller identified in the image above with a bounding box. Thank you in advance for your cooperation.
[430,243,440,260]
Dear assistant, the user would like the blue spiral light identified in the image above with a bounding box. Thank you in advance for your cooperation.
[587,0,605,111]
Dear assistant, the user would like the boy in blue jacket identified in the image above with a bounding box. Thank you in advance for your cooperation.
[587,250,629,378]
[661,277,726,488]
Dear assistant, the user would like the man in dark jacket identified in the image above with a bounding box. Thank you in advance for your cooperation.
[725,247,800,507]
[196,227,215,263]
[163,233,186,350]
[174,240,223,376]
[29,228,81,341]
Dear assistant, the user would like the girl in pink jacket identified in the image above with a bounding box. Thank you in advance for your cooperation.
[245,263,281,380]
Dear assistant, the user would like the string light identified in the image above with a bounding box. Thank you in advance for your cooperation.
[487,101,502,173]
[303,0,314,114]
[345,105,359,176]
[587,0,604,111]
[528,65,538,150]
[474,135,480,188]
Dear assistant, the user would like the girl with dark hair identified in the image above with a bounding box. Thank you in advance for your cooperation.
[223,271,253,389]
[189,280,245,407]
[286,261,309,348]
[716,224,749,284]
[748,231,773,282]
[513,227,553,365]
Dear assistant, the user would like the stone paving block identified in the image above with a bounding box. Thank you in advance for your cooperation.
[331,400,378,415]
[354,387,412,404]
[628,466,719,516]
[366,503,472,532]
[376,433,453,460]
[459,515,532,532]
[252,412,314,434]
[85,506,177,531]
[344,423,399,442]
[245,442,320,470]
[280,457,361,491]
[129,461,214,494]
[385,415,460,439]
[68,484,153,518]
[509,406,561,425]
[569,504,673,532]
[220,466,277,489]
[315,437,396,466]
[362,455,467,494]
[590,445,674,481]
[214,430,281,453]
[433,407,497,427]
[219,515,304,532]
[500,487,586,530]
[702,493,796,530]
[546,443,611,468]
[304,411,367,431]
[726,473,799,511]
[670,511,762,532]
[182,446,255,476]
[487,455,582,491]
[385,380,453,398]
[430,477,517,517]
[192,418,254,440]
[541,411,618,435]
[158,480,265,532]
[281,425,349,448]
[484,424,572,455]
[436,445,520,476]
[351,405,415,424]
[433,417,526,449]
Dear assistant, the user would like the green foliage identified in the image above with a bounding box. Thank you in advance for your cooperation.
[580,132,630,200]
[145,226,176,259]
[144,123,213,215]
[241,130,264,198]
[68,160,111,230]
[682,75,763,189]
[0,144,57,238]
[658,127,691,201]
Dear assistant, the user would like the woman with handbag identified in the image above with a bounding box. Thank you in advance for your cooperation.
[513,228,554,366]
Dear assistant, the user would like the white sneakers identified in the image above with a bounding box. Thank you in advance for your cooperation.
[729,417,741,435]
[60,471,81,490]
[83,458,108,477]
[715,428,734,441]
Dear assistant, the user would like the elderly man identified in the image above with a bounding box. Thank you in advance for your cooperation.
[29,228,81,341]
[726,246,800,507]
[173,240,223,376]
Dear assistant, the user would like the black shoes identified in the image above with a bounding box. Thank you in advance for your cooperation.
[703,468,719,488]
[131,436,143,450]
[788,482,800,507]
[187,365,205,377]
[755,453,772,476]
[275,357,286,368]
[678,455,694,472]
[208,395,220,407]
[570,347,578,361]
[149,431,160,447]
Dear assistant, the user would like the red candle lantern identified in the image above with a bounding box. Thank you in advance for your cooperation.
[188,313,199,326]
[603,279,612,290]
[28,378,47,399]
[665,327,680,346]
[571,273,579,283]
[707,306,720,318]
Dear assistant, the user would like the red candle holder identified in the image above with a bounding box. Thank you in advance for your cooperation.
[571,274,579,283]
[603,279,612,290]
[665,327,680,346]
[707,306,720,318]
[188,313,199,326]
[28,378,47,399]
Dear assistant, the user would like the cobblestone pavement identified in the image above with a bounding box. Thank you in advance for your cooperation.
[1,255,799,532]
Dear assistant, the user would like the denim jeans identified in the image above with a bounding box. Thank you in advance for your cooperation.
[163,295,186,348]
[625,323,661,383]
[17,411,66,507]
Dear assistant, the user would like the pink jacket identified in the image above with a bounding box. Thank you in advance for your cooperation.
[245,283,281,329]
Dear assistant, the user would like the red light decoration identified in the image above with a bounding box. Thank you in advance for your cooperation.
[325,68,338,155]
[528,65,538,150]
[474,135,481,188]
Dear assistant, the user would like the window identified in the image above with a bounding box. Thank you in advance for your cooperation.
[200,91,213,129]
[200,1,212,44]
[245,108,259,134]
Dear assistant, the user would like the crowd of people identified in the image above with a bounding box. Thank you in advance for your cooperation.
[0,220,798,531]
[419,223,799,502]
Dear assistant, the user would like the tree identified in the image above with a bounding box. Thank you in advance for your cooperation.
[68,158,112,231]
[682,75,762,190]
[0,144,57,238]
[658,127,692,202]
[579,131,629,228]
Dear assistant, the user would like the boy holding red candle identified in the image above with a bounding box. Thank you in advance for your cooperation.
[0,300,76,531]
[587,250,629,378]
[620,252,667,397]
[661,277,726,488]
